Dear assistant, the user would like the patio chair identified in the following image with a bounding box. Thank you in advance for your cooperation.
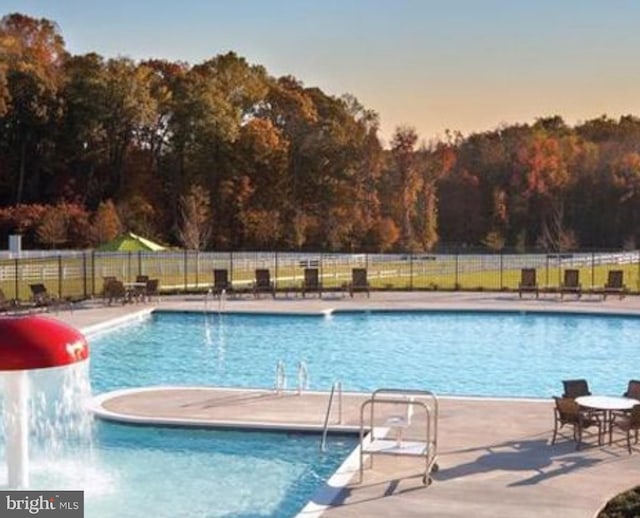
[213,269,233,296]
[623,380,640,401]
[560,269,582,300]
[133,275,149,302]
[29,283,58,308]
[602,270,626,300]
[518,268,539,299]
[301,268,322,298]
[104,279,126,306]
[610,404,640,454]
[349,268,370,298]
[253,269,275,298]
[551,396,603,450]
[562,379,591,399]
[145,279,160,303]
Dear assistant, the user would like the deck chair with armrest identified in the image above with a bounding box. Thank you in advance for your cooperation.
[213,269,233,296]
[145,279,160,303]
[624,380,640,401]
[552,396,603,450]
[349,268,370,298]
[518,268,539,299]
[29,283,58,309]
[562,379,591,399]
[253,269,275,299]
[601,270,626,300]
[301,268,322,298]
[560,269,582,300]
[610,405,640,454]
[133,275,149,302]
[103,279,126,306]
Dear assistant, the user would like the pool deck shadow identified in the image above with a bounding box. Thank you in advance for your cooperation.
[50,291,640,518]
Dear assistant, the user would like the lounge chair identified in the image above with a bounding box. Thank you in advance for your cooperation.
[213,269,233,296]
[562,379,591,399]
[624,380,640,400]
[601,270,626,300]
[560,269,581,300]
[349,268,370,298]
[0,288,22,312]
[301,268,322,298]
[518,268,539,299]
[253,269,275,298]
[29,283,58,308]
[551,396,603,449]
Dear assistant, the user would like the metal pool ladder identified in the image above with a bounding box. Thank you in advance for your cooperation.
[320,381,343,452]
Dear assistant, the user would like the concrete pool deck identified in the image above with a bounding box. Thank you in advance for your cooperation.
[42,290,640,517]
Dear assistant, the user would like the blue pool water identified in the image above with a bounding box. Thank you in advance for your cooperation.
[5,420,355,518]
[91,310,640,398]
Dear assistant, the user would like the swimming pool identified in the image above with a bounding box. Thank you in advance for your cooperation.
[0,418,355,518]
[91,309,640,397]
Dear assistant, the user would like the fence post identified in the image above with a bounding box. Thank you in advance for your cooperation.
[409,253,413,291]
[138,251,142,276]
[127,251,132,282]
[58,255,63,299]
[229,251,234,283]
[454,251,459,290]
[14,258,19,301]
[91,251,96,297]
[592,251,596,290]
[195,250,199,289]
[275,251,279,291]
[499,252,503,290]
[184,249,188,291]
[82,252,87,299]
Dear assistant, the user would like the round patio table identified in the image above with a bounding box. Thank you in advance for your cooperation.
[576,395,638,445]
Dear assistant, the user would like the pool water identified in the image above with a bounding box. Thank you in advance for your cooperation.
[91,310,640,397]
[1,420,355,518]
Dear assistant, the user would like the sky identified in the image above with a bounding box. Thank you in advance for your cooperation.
[3,0,640,144]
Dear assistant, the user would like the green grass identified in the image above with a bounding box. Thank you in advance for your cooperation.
[599,486,640,517]
[1,255,638,301]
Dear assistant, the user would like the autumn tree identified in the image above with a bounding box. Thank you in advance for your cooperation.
[91,199,121,245]
[177,184,211,250]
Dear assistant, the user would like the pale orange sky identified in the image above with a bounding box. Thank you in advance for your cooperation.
[5,0,640,143]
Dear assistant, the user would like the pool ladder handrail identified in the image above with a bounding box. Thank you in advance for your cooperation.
[297,361,309,395]
[320,381,343,452]
[218,288,226,313]
[275,360,287,394]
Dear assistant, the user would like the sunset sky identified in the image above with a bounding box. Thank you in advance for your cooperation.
[4,0,640,144]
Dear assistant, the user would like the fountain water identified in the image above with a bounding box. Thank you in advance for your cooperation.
[0,315,89,489]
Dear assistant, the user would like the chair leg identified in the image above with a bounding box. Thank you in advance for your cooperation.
[627,430,632,454]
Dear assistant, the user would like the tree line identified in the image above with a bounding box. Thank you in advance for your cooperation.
[1,13,639,252]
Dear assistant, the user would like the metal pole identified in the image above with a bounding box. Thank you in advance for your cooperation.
[82,252,87,299]
[499,251,504,290]
[275,251,279,291]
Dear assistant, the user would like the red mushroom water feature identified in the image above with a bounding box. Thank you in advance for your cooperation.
[0,315,89,488]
